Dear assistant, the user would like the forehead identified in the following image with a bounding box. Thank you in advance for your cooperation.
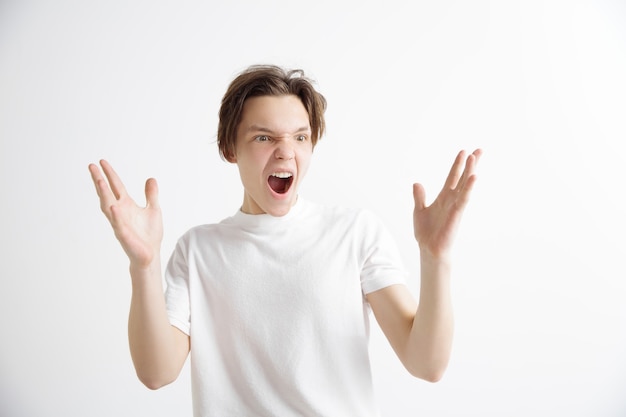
[238,95,311,134]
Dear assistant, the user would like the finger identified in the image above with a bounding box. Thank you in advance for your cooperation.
[456,174,478,209]
[443,150,466,190]
[99,159,128,200]
[145,178,160,209]
[88,163,104,196]
[88,163,117,210]
[457,148,483,191]
[413,183,427,211]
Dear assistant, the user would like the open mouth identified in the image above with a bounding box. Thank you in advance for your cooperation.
[268,172,294,194]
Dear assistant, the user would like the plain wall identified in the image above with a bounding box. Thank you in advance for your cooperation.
[1,0,625,416]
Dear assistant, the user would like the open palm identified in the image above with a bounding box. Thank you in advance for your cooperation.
[89,160,163,268]
[413,149,482,259]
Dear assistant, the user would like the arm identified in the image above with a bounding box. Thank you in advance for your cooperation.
[89,160,189,389]
[367,149,481,382]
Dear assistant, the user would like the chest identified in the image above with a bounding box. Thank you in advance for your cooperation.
[187,223,367,338]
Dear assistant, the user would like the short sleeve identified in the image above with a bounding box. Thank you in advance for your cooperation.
[164,237,191,335]
[358,210,408,294]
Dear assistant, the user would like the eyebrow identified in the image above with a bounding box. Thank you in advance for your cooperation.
[247,125,311,134]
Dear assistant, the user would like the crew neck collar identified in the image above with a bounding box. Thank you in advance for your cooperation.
[231,197,306,230]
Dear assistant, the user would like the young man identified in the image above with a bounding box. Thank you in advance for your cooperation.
[89,65,481,416]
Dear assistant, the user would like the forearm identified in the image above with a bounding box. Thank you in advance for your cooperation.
[407,252,454,382]
[128,260,183,389]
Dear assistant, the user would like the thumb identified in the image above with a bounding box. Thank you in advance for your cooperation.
[145,178,160,209]
[413,183,426,211]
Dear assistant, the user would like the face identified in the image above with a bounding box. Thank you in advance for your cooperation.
[231,94,313,216]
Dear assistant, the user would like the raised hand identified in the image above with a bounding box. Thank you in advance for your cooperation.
[413,149,482,260]
[88,160,163,269]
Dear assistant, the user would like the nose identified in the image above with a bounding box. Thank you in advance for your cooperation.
[274,141,295,160]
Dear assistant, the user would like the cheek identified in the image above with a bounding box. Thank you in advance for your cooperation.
[297,153,313,178]
[237,153,268,183]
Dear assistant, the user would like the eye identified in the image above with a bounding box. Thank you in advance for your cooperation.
[296,134,307,142]
[255,135,270,142]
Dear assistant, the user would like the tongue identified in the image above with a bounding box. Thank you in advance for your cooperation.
[268,176,289,194]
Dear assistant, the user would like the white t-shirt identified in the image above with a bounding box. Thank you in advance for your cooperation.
[165,198,407,416]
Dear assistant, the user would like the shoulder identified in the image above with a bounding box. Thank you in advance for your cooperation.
[174,217,237,247]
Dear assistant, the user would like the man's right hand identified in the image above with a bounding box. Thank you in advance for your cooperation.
[88,160,163,269]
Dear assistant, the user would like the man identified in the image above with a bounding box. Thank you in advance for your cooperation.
[89,65,481,416]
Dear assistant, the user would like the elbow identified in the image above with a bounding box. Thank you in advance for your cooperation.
[407,366,446,383]
[418,369,445,383]
[132,355,185,390]
[142,379,168,391]
[401,345,451,383]
[137,372,177,390]
[404,359,448,383]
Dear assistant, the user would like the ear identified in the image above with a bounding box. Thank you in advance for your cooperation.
[224,148,237,163]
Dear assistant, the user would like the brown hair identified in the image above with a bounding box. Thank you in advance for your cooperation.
[217,65,327,162]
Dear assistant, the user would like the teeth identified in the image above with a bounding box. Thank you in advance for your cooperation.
[271,172,293,179]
